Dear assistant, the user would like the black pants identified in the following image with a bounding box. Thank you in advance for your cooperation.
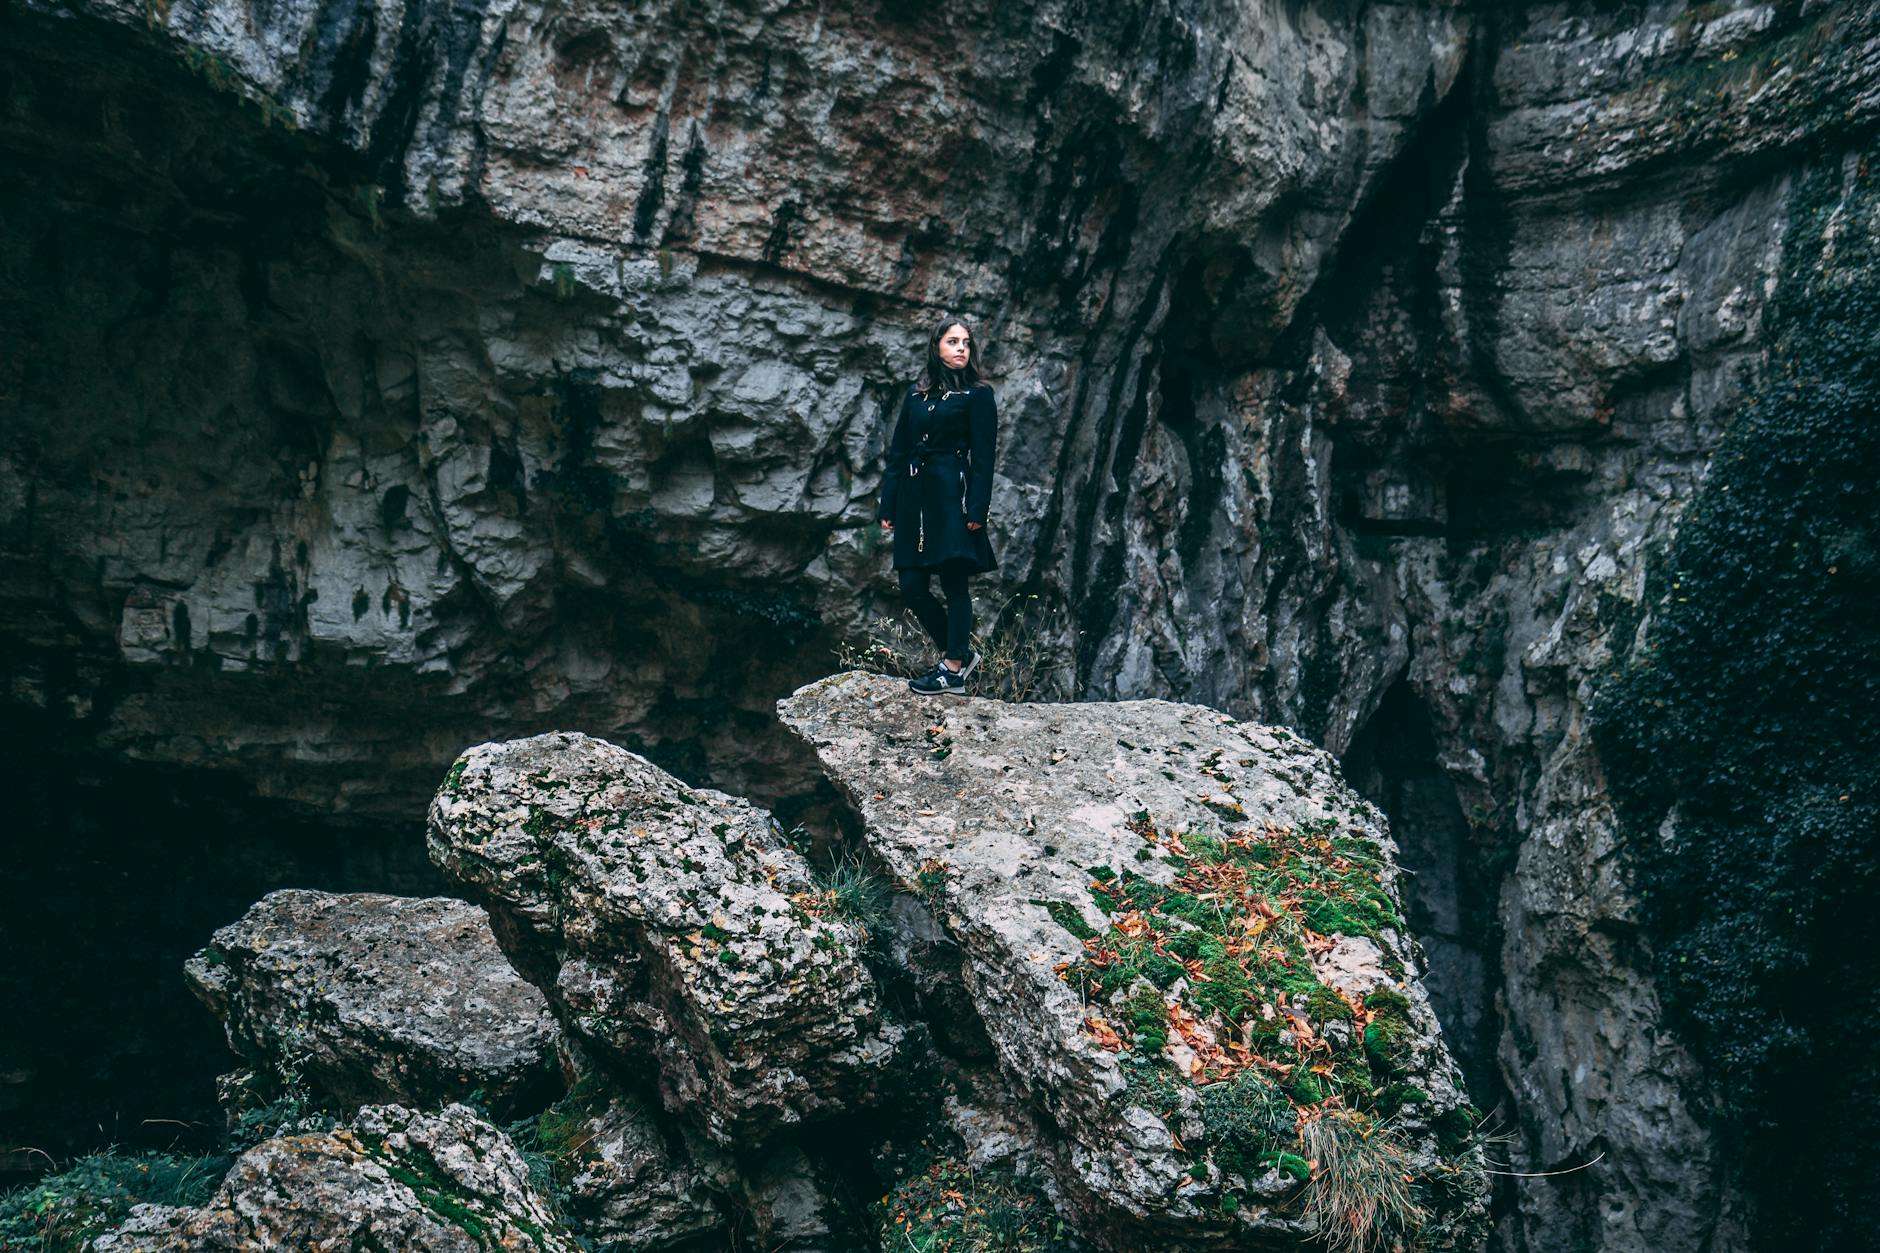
[897,563,973,661]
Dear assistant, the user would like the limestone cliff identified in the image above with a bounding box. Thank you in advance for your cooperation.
[4,2,1877,1249]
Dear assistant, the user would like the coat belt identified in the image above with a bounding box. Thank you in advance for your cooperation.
[906,447,968,476]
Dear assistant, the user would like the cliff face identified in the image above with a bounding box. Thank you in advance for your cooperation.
[3,0,1877,1249]
[3,0,1471,814]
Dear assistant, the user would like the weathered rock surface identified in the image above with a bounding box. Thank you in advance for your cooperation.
[184,889,561,1117]
[777,671,1489,1249]
[522,1081,731,1251]
[0,0,1470,818]
[93,1102,578,1251]
[426,731,900,1145]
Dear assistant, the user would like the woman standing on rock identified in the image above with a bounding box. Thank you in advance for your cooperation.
[877,314,999,695]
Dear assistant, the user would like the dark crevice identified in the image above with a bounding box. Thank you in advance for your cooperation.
[1065,253,1172,684]
[1341,680,1520,1227]
[313,5,378,125]
[631,109,672,242]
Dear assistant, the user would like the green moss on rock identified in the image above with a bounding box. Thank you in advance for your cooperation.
[877,1150,1075,1252]
[1589,153,1880,1249]
[1045,814,1459,1247]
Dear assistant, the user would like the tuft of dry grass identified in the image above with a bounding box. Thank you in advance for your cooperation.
[835,589,1082,702]
[1297,1109,1426,1253]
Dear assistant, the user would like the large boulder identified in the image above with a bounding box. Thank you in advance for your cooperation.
[94,1103,579,1251]
[777,672,1490,1251]
[185,890,561,1118]
[425,731,901,1146]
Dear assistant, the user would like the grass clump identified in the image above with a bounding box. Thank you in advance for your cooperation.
[504,1070,611,1199]
[0,1151,231,1251]
[1047,812,1457,1248]
[1298,1110,1426,1253]
[802,850,897,946]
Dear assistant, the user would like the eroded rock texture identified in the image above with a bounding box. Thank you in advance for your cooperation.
[778,671,1489,1250]
[520,1081,732,1251]
[185,889,561,1118]
[92,1103,579,1251]
[425,731,901,1145]
[5,0,1880,1247]
[1,0,1468,816]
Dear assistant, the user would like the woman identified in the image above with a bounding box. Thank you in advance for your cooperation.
[877,315,999,695]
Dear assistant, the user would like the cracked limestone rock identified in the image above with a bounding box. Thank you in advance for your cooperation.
[425,731,901,1146]
[93,1102,578,1251]
[777,671,1488,1250]
[524,1081,731,1251]
[185,890,561,1119]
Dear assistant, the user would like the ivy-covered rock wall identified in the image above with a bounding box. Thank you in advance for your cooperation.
[1592,152,1880,1252]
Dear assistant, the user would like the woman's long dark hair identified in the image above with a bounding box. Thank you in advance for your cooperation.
[915,313,986,395]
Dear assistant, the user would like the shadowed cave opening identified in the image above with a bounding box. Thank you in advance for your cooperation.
[0,713,442,1187]
[1341,680,1508,1119]
[0,11,815,1186]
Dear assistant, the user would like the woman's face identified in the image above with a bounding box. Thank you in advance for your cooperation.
[938,324,971,371]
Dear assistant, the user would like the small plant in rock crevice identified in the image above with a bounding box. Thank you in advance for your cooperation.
[787,849,898,951]
[877,1141,1077,1252]
[503,1069,612,1205]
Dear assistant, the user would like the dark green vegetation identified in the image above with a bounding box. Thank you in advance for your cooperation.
[0,1067,339,1251]
[1050,811,1478,1251]
[504,1071,614,1203]
[0,1151,228,1251]
[876,1145,1076,1252]
[1590,153,1880,1250]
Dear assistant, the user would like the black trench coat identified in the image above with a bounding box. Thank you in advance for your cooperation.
[876,381,999,573]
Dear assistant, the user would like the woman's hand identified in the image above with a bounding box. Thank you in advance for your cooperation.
[966,521,983,531]
[880,520,893,531]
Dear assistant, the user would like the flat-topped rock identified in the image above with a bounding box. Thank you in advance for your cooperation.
[777,671,1489,1250]
[94,1103,578,1251]
[426,731,901,1146]
[185,890,560,1118]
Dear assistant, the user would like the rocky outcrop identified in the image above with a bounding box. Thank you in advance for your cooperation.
[425,731,901,1145]
[778,672,1489,1250]
[93,1103,578,1251]
[185,890,561,1117]
[7,2,1880,1249]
